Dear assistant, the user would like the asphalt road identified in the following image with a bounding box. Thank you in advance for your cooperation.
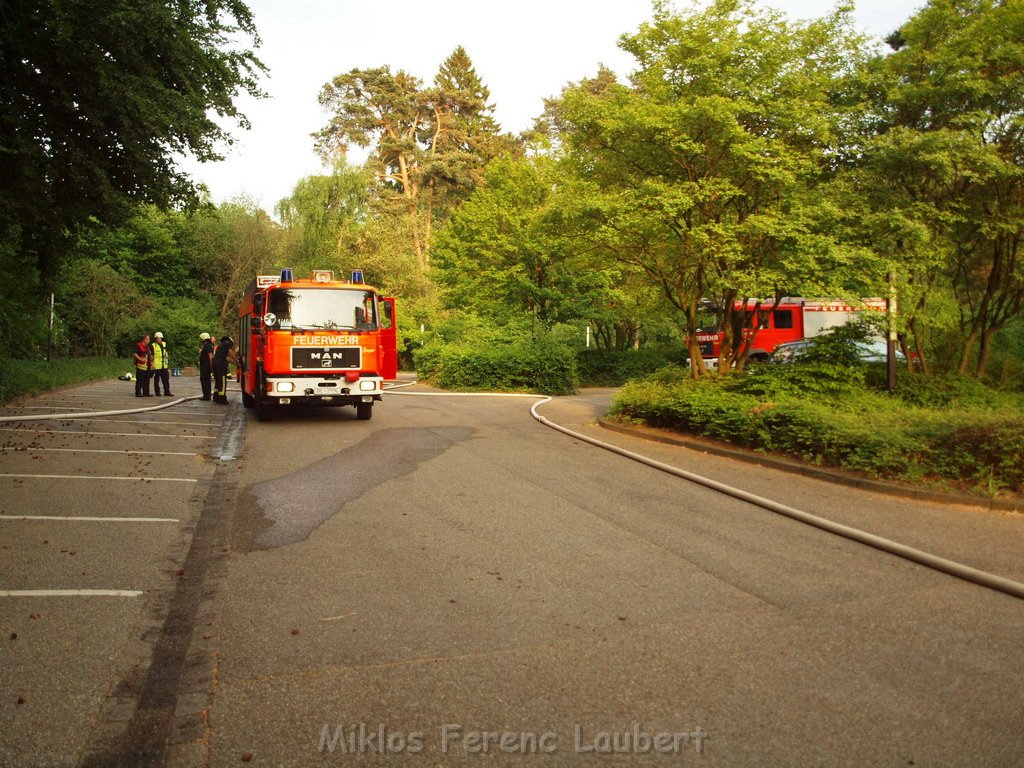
[0,377,235,768]
[2,378,1023,766]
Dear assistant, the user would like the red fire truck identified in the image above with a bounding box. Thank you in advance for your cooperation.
[237,269,397,421]
[694,297,886,366]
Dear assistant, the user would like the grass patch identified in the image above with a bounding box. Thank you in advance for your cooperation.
[0,357,130,403]
[610,364,1024,498]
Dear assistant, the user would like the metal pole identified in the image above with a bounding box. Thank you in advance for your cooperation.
[585,326,591,349]
[46,292,54,362]
[886,271,897,393]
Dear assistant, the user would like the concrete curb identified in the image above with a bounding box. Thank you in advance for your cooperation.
[598,418,1024,513]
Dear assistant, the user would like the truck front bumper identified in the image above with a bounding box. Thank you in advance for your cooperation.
[264,375,383,402]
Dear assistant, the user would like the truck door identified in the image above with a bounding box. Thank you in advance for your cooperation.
[380,297,398,379]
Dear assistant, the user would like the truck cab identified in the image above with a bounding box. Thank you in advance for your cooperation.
[238,269,397,422]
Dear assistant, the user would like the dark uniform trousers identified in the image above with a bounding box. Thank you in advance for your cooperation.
[213,361,229,403]
[200,363,213,399]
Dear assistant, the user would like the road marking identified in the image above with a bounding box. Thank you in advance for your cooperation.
[0,428,214,440]
[0,589,144,598]
[0,515,179,522]
[0,447,197,457]
[0,474,198,483]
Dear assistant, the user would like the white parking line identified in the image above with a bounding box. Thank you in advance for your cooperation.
[0,474,198,483]
[0,428,215,440]
[0,515,179,522]
[0,590,144,597]
[0,447,197,457]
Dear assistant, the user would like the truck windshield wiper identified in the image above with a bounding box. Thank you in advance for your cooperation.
[301,323,353,330]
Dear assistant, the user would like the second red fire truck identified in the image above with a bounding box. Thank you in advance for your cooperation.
[694,297,886,367]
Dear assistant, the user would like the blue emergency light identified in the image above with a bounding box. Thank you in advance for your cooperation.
[281,267,293,282]
[350,269,364,284]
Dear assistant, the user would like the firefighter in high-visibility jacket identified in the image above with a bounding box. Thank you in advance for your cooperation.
[150,332,173,397]
[212,336,238,404]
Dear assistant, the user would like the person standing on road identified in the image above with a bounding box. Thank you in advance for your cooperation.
[150,331,173,397]
[198,332,215,400]
[132,333,153,397]
[212,335,238,404]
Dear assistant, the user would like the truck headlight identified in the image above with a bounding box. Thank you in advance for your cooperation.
[277,382,295,393]
[358,380,376,391]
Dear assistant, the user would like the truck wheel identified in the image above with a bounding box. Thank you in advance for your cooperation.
[242,390,254,408]
[255,398,274,422]
[356,402,373,421]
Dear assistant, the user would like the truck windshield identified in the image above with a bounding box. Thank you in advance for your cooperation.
[266,288,377,331]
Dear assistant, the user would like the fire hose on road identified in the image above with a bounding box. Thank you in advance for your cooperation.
[4,380,1022,601]
[383,382,1024,602]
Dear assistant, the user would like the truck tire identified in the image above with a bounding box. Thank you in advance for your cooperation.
[242,390,254,408]
[356,402,373,421]
[255,397,274,422]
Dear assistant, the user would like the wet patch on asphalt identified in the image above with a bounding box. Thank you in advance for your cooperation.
[236,426,473,551]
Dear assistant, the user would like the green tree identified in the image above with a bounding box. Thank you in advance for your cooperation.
[316,66,434,272]
[276,163,370,273]
[0,0,265,359]
[551,0,868,375]
[852,0,1024,377]
[425,47,520,225]
[57,259,150,357]
[180,197,281,327]
[433,155,626,335]
[315,48,517,273]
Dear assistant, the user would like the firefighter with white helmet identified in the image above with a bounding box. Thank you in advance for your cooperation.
[198,332,215,400]
[150,331,173,397]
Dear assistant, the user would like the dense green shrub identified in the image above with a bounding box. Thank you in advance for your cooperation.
[727,361,866,399]
[576,347,687,386]
[610,372,1024,496]
[875,370,1013,409]
[939,418,1024,494]
[612,378,757,440]
[420,343,579,395]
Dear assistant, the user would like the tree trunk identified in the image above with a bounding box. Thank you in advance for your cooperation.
[957,321,981,376]
[976,327,994,378]
[686,299,708,379]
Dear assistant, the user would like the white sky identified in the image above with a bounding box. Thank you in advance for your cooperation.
[182,0,924,215]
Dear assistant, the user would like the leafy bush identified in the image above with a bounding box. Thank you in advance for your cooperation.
[877,371,1012,409]
[645,364,693,385]
[114,295,221,367]
[935,418,1024,493]
[727,361,866,399]
[610,372,1024,496]
[414,313,580,394]
[612,379,758,441]
[427,343,579,395]
[576,347,687,386]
